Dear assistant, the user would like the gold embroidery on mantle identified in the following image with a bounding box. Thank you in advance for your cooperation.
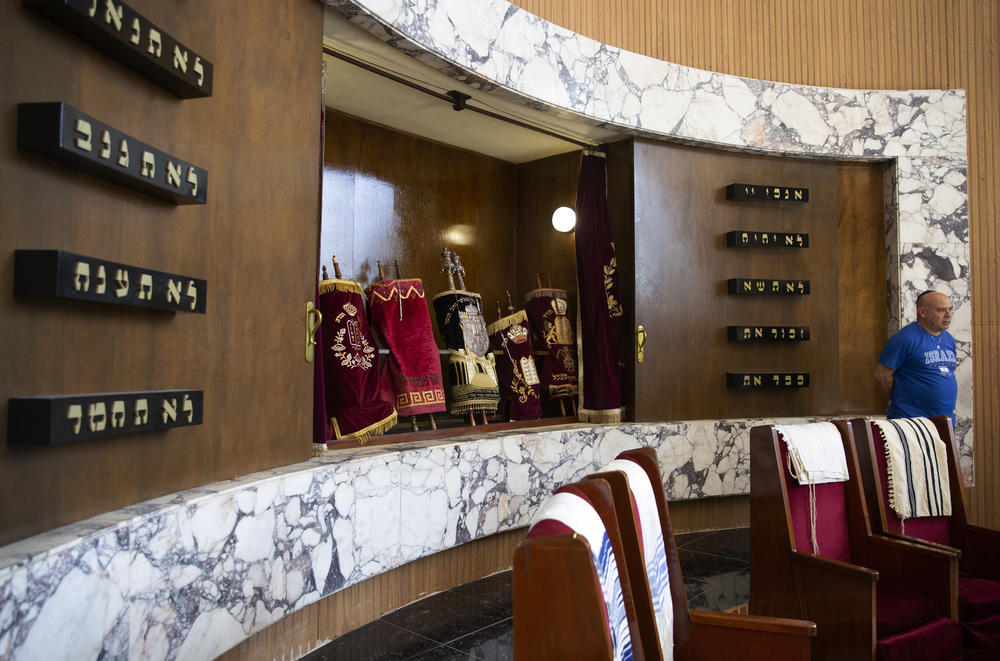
[604,242,623,318]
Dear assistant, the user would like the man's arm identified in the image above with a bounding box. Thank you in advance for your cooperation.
[874,363,895,400]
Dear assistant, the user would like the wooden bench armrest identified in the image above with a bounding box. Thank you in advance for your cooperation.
[689,609,816,636]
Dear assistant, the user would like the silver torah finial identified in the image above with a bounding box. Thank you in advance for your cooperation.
[451,251,466,291]
[440,247,456,290]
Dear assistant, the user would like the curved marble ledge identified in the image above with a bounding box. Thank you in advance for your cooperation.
[322,0,972,477]
[3,418,822,660]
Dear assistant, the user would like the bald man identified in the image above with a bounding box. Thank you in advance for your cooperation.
[874,290,957,422]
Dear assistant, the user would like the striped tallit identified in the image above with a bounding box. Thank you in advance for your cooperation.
[604,458,673,660]
[872,418,951,524]
[530,491,634,661]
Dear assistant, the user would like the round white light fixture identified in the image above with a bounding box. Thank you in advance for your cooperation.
[551,206,576,232]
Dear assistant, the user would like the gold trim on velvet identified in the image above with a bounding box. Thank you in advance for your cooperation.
[330,410,397,444]
[366,279,427,304]
[523,287,567,302]
[486,309,528,335]
[319,278,363,296]
[578,407,623,423]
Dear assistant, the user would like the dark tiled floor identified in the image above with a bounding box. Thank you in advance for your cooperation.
[300,528,749,661]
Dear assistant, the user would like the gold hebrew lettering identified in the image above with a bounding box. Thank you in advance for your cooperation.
[789,328,796,339]
[182,394,194,422]
[743,328,751,339]
[771,328,779,339]
[162,398,177,423]
[147,28,161,57]
[193,57,204,86]
[140,151,155,178]
[798,281,806,294]
[742,375,751,387]
[771,374,780,385]
[753,375,762,386]
[100,130,111,159]
[186,167,199,197]
[95,265,106,294]
[117,139,129,167]
[771,280,780,293]
[103,0,123,31]
[756,280,765,292]
[74,262,90,292]
[167,279,182,304]
[785,374,793,386]
[186,280,198,310]
[74,119,92,152]
[68,404,83,434]
[110,400,125,428]
[130,17,140,44]
[785,235,793,246]
[786,282,795,293]
[114,269,129,297]
[743,280,752,292]
[172,46,188,73]
[773,187,781,199]
[138,273,153,300]
[166,161,182,188]
[761,233,768,244]
[740,232,749,244]
[797,374,806,386]
[783,188,790,200]
[134,398,148,425]
[87,402,107,432]
[794,190,804,200]
[754,327,763,338]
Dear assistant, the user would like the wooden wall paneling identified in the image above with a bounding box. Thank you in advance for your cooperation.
[514,150,580,308]
[631,139,861,421]
[836,162,888,413]
[320,111,519,351]
[511,0,1000,528]
[0,0,323,545]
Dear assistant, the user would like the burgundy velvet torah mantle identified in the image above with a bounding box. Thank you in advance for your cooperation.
[318,278,397,442]
[365,278,446,417]
[524,287,578,398]
[488,310,542,420]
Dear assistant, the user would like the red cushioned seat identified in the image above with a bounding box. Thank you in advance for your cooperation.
[850,417,1000,657]
[751,421,962,661]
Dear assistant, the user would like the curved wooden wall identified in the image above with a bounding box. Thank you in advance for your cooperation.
[512,0,1000,529]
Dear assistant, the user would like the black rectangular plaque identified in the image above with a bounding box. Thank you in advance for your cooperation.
[18,102,207,204]
[726,183,809,203]
[15,250,206,313]
[727,326,810,342]
[726,373,809,389]
[727,279,810,295]
[725,231,809,248]
[23,0,212,98]
[8,389,203,445]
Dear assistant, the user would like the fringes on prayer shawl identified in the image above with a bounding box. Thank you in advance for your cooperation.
[319,278,363,296]
[486,309,528,335]
[330,410,397,445]
[578,407,623,423]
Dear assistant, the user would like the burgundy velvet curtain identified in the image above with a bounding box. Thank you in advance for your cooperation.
[574,153,624,422]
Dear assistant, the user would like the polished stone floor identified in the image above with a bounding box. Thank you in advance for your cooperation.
[300,527,750,661]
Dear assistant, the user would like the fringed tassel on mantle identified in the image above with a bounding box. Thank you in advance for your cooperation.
[578,407,623,423]
[331,410,397,445]
[319,278,363,296]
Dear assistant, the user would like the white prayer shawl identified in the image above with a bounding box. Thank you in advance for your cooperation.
[872,417,952,524]
[604,458,674,661]
[530,492,634,661]
[775,422,850,485]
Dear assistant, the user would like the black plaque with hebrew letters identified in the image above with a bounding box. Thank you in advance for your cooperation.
[17,102,207,204]
[727,278,810,295]
[8,389,203,445]
[15,250,206,313]
[727,326,810,342]
[23,0,213,98]
[725,231,809,248]
[726,373,809,389]
[726,183,809,202]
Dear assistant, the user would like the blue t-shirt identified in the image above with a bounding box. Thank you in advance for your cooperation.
[878,321,957,421]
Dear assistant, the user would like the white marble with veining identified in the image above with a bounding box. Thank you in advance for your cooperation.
[0,419,827,660]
